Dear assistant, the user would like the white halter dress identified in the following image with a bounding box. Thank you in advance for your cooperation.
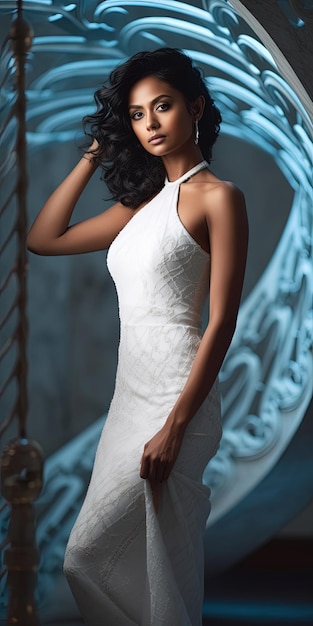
[64,161,222,626]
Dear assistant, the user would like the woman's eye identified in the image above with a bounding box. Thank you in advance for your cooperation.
[156,102,170,111]
[131,111,143,121]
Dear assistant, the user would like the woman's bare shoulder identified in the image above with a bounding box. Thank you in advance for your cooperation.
[204,179,245,210]
[187,171,246,216]
[201,178,248,235]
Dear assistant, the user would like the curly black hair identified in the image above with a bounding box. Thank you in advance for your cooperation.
[84,48,221,208]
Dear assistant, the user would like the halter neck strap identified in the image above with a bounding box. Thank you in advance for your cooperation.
[165,160,209,186]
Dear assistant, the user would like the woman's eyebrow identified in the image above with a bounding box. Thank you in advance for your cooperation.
[128,94,172,110]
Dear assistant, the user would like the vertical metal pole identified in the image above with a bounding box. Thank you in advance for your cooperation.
[13,0,31,441]
[0,2,43,624]
[1,440,43,626]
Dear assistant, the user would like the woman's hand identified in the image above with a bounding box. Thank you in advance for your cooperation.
[140,421,185,512]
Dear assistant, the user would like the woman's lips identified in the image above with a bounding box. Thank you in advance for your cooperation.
[148,135,166,145]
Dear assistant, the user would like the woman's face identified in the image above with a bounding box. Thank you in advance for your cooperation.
[128,76,196,158]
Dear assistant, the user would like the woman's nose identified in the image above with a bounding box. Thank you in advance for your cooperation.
[146,112,160,130]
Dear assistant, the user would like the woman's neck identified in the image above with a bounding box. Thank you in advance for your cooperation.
[162,149,204,182]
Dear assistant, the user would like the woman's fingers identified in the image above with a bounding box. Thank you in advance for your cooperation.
[140,446,175,513]
[140,423,185,513]
[155,458,171,483]
[141,449,171,483]
[140,425,183,512]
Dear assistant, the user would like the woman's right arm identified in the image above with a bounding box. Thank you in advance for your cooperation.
[26,143,134,255]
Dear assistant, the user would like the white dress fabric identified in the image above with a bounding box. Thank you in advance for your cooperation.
[64,161,222,626]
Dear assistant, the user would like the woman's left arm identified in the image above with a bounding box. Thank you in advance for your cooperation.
[168,183,248,428]
[140,183,248,506]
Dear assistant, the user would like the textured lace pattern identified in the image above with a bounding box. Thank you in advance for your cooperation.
[64,163,222,625]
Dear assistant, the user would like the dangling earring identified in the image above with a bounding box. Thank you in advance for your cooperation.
[194,119,199,145]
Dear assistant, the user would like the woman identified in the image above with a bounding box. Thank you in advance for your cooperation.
[27,48,248,626]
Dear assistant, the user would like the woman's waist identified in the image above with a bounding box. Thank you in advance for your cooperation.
[119,321,202,343]
[117,323,201,382]
[119,303,202,329]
